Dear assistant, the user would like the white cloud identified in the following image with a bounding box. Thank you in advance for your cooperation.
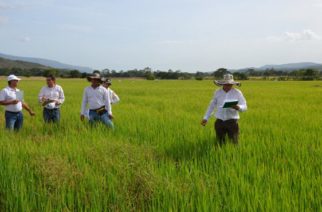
[267,29,321,42]
[285,29,321,41]
[19,36,31,42]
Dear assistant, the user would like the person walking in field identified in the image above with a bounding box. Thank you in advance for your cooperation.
[101,78,120,104]
[201,74,247,145]
[83,77,120,119]
[38,75,65,123]
[80,73,114,128]
[0,75,35,131]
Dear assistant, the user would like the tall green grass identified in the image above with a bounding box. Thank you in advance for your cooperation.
[0,79,321,211]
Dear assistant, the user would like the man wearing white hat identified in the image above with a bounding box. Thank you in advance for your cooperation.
[201,74,247,145]
[0,75,35,130]
[80,73,114,128]
[101,78,120,104]
[38,75,65,123]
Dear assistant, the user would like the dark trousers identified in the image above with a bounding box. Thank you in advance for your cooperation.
[43,108,60,123]
[215,119,239,145]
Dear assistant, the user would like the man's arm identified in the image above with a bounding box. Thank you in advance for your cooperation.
[38,87,45,103]
[111,91,120,104]
[104,88,113,119]
[0,99,20,105]
[201,92,217,126]
[38,87,51,106]
[56,87,65,105]
[0,90,19,105]
[232,91,247,112]
[80,88,88,121]
[22,102,35,116]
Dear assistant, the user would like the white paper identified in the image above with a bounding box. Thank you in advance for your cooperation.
[16,91,24,101]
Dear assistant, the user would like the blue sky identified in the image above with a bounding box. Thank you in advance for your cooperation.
[0,0,322,72]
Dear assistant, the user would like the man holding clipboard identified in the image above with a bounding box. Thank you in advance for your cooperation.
[201,74,247,145]
[38,75,65,123]
[0,75,35,131]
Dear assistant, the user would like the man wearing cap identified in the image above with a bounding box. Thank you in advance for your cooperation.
[0,75,35,130]
[101,78,120,104]
[80,73,114,128]
[38,75,65,123]
[201,74,247,145]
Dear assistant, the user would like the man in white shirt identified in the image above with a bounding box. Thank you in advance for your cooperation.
[38,75,65,123]
[201,74,247,145]
[0,75,35,131]
[80,73,114,128]
[101,78,120,104]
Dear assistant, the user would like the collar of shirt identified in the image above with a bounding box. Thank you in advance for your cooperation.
[6,86,20,92]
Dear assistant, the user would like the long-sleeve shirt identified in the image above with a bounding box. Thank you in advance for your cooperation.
[0,86,23,112]
[38,85,65,109]
[81,85,112,115]
[108,88,120,104]
[203,88,247,121]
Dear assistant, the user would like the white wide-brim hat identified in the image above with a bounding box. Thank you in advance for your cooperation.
[214,74,241,86]
[86,73,102,82]
[7,74,21,82]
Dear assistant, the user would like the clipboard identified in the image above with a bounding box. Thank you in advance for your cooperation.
[223,100,238,108]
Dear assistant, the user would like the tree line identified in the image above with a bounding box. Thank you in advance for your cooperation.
[0,66,321,81]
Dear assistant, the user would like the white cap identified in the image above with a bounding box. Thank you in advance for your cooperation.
[7,75,21,82]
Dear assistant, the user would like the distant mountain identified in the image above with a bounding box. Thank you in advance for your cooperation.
[0,53,93,72]
[258,62,322,71]
[0,57,50,70]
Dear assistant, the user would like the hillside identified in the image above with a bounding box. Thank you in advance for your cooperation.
[0,53,92,72]
[0,57,50,70]
[258,62,322,71]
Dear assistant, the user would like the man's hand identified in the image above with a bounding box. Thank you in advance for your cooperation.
[54,100,60,106]
[108,114,113,120]
[29,111,35,116]
[231,105,240,110]
[41,98,53,106]
[11,99,20,105]
[201,119,207,126]
[80,115,84,121]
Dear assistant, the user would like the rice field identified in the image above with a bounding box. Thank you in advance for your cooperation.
[0,78,322,211]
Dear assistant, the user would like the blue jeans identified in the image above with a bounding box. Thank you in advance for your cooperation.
[43,108,60,123]
[5,111,23,131]
[89,110,114,128]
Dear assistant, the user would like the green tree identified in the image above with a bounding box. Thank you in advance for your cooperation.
[70,70,81,78]
[213,68,229,79]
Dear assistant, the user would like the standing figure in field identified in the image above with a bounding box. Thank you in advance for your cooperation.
[0,75,35,131]
[80,73,114,128]
[201,74,247,145]
[101,78,120,104]
[38,75,65,123]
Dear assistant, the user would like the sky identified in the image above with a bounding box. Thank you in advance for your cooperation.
[0,0,322,72]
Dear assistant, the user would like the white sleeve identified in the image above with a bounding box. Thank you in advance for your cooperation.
[203,92,217,120]
[104,89,112,115]
[58,87,65,104]
[38,87,45,103]
[111,90,120,104]
[81,88,88,115]
[0,90,6,102]
[237,91,247,112]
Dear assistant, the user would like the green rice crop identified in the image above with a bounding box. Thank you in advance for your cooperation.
[0,79,321,211]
